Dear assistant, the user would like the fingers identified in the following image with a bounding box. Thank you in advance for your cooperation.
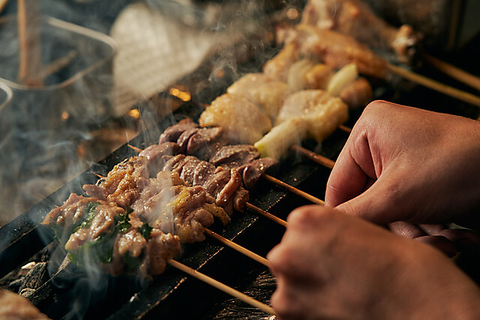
[325,116,376,208]
[325,148,371,208]
[389,222,459,258]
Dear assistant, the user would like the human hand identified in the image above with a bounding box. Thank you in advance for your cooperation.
[325,101,480,228]
[267,205,480,320]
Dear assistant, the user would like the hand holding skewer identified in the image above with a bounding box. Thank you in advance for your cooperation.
[326,101,480,228]
[268,100,480,320]
[268,204,480,320]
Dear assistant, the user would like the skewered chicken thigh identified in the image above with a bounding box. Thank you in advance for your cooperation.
[301,0,421,64]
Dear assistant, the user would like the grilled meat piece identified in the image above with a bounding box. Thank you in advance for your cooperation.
[139,229,181,278]
[100,226,181,278]
[139,142,180,173]
[199,93,272,145]
[131,171,224,243]
[159,118,198,144]
[286,24,391,80]
[238,157,279,189]
[42,194,120,241]
[263,42,300,82]
[103,227,148,276]
[209,145,278,189]
[42,193,95,227]
[158,119,227,161]
[276,89,349,143]
[301,0,421,64]
[226,73,289,122]
[209,145,261,168]
[339,77,373,109]
[64,202,125,252]
[184,126,227,160]
[162,154,249,215]
[83,156,150,208]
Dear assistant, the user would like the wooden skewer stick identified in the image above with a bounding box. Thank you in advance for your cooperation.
[291,145,335,170]
[17,0,43,87]
[245,202,288,227]
[204,228,269,267]
[388,64,480,108]
[421,52,480,92]
[0,0,9,14]
[262,173,324,205]
[128,144,143,153]
[39,50,77,79]
[338,124,352,133]
[167,258,275,315]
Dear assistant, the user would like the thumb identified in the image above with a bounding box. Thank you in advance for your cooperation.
[335,174,407,225]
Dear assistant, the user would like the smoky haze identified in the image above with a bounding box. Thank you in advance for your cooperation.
[0,0,288,318]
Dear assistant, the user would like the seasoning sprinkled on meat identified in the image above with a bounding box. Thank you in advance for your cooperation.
[161,154,249,215]
[139,142,180,173]
[83,156,150,208]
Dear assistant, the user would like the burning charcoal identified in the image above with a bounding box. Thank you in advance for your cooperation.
[18,262,49,295]
[8,279,24,293]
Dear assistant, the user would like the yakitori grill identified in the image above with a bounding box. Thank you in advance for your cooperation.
[1,0,480,319]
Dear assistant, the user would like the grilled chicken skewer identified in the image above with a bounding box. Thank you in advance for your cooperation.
[43,148,276,313]
[44,120,282,277]
[301,0,480,94]
[128,142,291,227]
[280,24,480,107]
[300,0,420,65]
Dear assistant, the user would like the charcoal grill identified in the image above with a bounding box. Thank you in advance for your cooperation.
[0,95,344,319]
[1,6,480,319]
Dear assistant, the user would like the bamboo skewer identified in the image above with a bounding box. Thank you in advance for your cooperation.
[17,0,43,87]
[205,228,269,267]
[262,173,324,205]
[0,0,9,14]
[388,64,480,108]
[245,202,288,227]
[291,145,335,169]
[339,124,352,133]
[421,53,480,92]
[168,258,275,314]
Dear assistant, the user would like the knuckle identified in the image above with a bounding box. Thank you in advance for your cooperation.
[271,291,304,320]
[268,246,302,275]
[288,205,337,228]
